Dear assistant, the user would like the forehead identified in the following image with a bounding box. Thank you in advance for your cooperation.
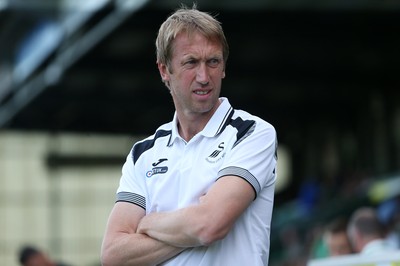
[171,31,223,56]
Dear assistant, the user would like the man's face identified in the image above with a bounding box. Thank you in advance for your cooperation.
[326,231,353,256]
[158,31,225,119]
[24,253,55,266]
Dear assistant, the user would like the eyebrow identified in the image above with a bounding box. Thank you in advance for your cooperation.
[182,53,223,60]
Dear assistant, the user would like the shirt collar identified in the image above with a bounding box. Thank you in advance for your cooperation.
[167,97,233,146]
[361,239,391,255]
[168,112,181,146]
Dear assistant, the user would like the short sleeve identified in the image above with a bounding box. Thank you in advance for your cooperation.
[116,150,147,210]
[218,120,277,197]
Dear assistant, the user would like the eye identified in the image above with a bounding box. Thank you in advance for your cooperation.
[208,58,221,68]
[184,59,197,67]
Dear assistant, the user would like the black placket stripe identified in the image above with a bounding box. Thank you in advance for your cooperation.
[216,107,234,136]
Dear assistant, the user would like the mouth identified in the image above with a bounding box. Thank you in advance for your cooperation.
[193,89,211,95]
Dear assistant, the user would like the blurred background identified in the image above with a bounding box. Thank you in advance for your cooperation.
[0,0,399,265]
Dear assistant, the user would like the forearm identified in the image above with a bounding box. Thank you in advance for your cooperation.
[137,206,216,247]
[137,176,256,248]
[101,231,184,266]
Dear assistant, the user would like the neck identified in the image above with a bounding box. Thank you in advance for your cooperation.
[175,99,222,142]
[359,236,383,252]
[177,113,210,142]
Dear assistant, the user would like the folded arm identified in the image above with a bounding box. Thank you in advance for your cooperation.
[137,175,255,247]
[101,202,185,266]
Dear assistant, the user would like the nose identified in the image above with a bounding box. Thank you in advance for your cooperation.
[196,63,209,85]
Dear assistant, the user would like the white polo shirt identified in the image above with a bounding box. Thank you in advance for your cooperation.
[116,97,277,266]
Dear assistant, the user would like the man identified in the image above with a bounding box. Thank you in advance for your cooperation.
[18,246,70,266]
[101,6,277,266]
[323,217,353,256]
[347,207,396,255]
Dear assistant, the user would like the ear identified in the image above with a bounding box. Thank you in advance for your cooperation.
[158,62,170,82]
[222,69,226,79]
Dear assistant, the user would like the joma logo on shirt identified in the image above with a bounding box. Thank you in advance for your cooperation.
[146,166,168,178]
[206,142,225,163]
[147,158,169,178]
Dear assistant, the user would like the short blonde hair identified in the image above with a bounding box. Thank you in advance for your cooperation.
[156,5,229,72]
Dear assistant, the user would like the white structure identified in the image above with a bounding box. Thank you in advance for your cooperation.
[0,131,137,266]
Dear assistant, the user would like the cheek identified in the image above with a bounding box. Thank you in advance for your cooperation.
[212,68,225,81]
[175,71,195,86]
[169,76,189,96]
[212,75,223,88]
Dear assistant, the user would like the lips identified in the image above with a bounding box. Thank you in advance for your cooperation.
[193,89,211,95]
